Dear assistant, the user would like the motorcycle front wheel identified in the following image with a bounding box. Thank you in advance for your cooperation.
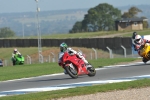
[87,65,96,77]
[64,64,78,79]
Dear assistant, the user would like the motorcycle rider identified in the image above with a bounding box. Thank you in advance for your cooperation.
[58,42,91,74]
[132,32,150,63]
[12,48,21,65]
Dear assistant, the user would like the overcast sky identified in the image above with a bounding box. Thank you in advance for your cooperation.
[0,0,150,13]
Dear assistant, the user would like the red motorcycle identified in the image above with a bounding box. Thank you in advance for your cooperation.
[60,52,96,79]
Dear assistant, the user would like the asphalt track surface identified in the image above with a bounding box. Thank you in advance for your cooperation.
[0,62,150,92]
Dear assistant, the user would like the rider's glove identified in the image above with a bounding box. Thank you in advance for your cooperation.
[17,52,21,55]
[12,54,15,58]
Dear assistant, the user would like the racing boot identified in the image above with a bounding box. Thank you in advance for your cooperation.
[142,57,148,64]
[85,63,92,68]
[85,63,93,69]
[11,57,16,66]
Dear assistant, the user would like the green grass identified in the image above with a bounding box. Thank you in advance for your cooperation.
[1,79,150,100]
[120,29,150,37]
[25,30,132,39]
[0,58,138,81]
[90,58,137,67]
[4,29,150,39]
[21,29,150,39]
[3,29,150,39]
[0,47,50,60]
[0,62,63,81]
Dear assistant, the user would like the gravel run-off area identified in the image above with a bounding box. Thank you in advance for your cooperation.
[56,87,150,100]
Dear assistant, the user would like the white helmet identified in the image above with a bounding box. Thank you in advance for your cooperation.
[132,35,143,45]
[14,48,17,52]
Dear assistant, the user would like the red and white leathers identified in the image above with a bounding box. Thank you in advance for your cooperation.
[58,47,88,66]
[134,39,150,56]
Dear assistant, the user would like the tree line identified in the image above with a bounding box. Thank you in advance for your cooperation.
[0,3,149,37]
[69,3,148,33]
[0,27,15,38]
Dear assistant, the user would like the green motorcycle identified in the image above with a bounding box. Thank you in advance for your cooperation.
[12,54,24,65]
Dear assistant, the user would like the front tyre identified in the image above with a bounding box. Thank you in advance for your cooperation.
[64,64,78,79]
[87,65,96,77]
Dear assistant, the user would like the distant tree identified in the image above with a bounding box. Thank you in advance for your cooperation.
[70,3,121,33]
[141,16,149,28]
[122,6,142,18]
[0,27,16,38]
[121,12,131,18]
[71,21,82,33]
[83,3,121,31]
[121,7,148,29]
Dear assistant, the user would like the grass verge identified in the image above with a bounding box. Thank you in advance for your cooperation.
[1,79,150,100]
[0,58,138,81]
[120,29,150,37]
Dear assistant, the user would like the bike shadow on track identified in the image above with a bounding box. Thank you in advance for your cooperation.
[25,75,87,82]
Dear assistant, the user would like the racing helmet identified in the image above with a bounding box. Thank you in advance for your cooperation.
[60,42,68,52]
[133,35,143,45]
[14,48,18,52]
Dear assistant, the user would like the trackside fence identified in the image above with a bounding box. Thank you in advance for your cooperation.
[0,37,140,66]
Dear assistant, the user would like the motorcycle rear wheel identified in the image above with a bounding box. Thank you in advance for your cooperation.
[87,65,96,77]
[65,65,78,79]
[147,51,150,59]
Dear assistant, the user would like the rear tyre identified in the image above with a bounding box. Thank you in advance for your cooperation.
[65,64,78,79]
[147,51,150,59]
[142,57,148,64]
[87,65,96,77]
